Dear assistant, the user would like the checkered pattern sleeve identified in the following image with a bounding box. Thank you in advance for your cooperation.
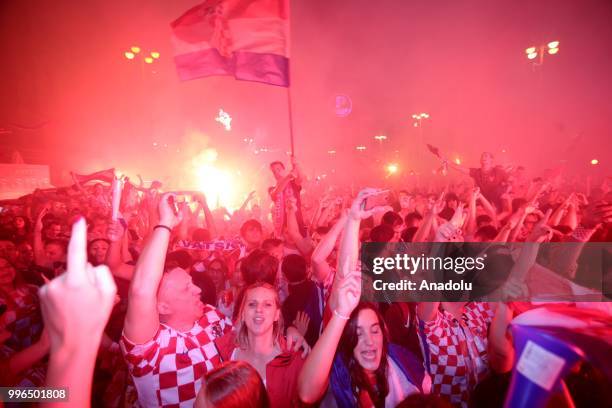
[120,329,162,378]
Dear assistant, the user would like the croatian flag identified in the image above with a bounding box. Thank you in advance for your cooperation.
[171,0,290,87]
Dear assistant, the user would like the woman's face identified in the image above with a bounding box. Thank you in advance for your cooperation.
[89,240,109,265]
[353,308,384,372]
[13,217,25,229]
[207,261,225,289]
[0,258,16,286]
[17,243,33,266]
[242,286,279,337]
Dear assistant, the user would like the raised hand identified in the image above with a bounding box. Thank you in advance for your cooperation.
[500,277,528,301]
[430,191,446,215]
[527,209,553,242]
[286,326,311,358]
[286,196,298,213]
[581,201,612,229]
[38,218,117,353]
[106,220,125,243]
[334,269,362,318]
[292,311,311,337]
[348,188,391,220]
[449,202,467,228]
[192,192,207,206]
[159,193,183,228]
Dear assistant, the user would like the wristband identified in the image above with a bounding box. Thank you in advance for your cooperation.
[154,224,172,233]
[333,310,350,321]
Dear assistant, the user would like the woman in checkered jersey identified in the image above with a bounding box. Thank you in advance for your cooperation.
[213,282,307,408]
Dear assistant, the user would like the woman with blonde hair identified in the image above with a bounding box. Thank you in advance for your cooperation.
[214,282,306,408]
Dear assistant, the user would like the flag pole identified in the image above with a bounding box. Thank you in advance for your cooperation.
[287,86,295,157]
[286,0,294,158]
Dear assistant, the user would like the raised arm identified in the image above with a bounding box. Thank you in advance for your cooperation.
[413,191,445,243]
[40,218,117,408]
[194,193,218,239]
[488,303,514,373]
[549,194,573,227]
[339,189,391,276]
[269,174,294,201]
[477,191,499,228]
[33,205,49,267]
[445,157,471,176]
[123,193,182,344]
[105,220,135,281]
[286,197,313,256]
[548,201,611,279]
[465,187,479,237]
[290,156,304,186]
[311,211,348,283]
[298,260,361,404]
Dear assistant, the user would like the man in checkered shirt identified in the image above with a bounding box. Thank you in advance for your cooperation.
[418,301,494,407]
[120,193,232,407]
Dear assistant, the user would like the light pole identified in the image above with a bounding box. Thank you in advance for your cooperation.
[525,40,559,67]
[412,113,430,167]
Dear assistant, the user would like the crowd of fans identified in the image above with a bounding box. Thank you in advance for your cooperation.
[0,151,610,407]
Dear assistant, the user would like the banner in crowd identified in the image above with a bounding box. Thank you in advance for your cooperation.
[171,0,290,86]
[0,164,53,200]
[71,168,115,185]
[175,239,245,254]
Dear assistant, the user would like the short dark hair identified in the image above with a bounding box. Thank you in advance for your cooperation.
[164,250,193,271]
[476,214,493,227]
[240,219,263,238]
[381,211,403,228]
[369,224,394,242]
[262,238,283,251]
[404,212,423,226]
[401,227,418,243]
[269,161,285,170]
[240,249,278,286]
[192,228,211,242]
[475,225,498,241]
[445,193,459,202]
[281,254,308,283]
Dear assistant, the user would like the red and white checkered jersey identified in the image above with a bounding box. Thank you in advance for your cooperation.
[0,284,43,351]
[421,302,493,407]
[120,305,232,408]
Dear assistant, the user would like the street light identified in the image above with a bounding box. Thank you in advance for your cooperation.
[124,46,160,64]
[356,146,366,152]
[525,41,560,65]
[411,113,430,127]
[374,135,387,141]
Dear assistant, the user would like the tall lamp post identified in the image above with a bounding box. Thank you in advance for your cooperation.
[412,112,430,167]
[525,41,559,67]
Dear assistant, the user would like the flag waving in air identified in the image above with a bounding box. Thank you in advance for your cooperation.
[171,0,290,87]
